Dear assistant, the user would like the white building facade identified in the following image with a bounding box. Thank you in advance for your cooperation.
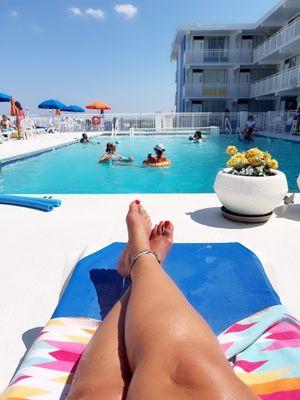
[171,0,300,113]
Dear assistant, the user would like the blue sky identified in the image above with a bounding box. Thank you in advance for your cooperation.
[0,0,279,113]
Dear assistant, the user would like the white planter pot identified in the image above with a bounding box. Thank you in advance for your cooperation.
[214,169,288,216]
[297,174,300,192]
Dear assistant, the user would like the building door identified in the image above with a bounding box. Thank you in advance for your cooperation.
[192,69,203,84]
[193,36,204,50]
[240,69,251,84]
[241,36,253,50]
[191,101,203,112]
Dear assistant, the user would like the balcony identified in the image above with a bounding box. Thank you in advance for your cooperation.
[253,17,300,64]
[184,49,253,66]
[251,66,300,97]
[183,83,251,99]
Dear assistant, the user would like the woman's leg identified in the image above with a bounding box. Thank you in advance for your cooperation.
[68,211,174,400]
[67,289,131,400]
[121,201,258,400]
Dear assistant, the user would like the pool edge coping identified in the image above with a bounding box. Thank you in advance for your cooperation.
[0,140,79,167]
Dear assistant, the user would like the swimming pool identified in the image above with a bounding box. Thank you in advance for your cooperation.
[0,135,299,193]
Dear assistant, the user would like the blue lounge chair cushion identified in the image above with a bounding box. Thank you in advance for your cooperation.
[52,242,280,335]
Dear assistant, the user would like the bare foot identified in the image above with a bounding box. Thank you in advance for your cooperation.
[149,220,174,264]
[118,203,174,277]
[118,200,152,277]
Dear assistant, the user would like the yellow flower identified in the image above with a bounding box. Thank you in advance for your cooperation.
[227,153,248,169]
[264,152,271,162]
[267,159,279,170]
[245,148,265,167]
[226,145,238,155]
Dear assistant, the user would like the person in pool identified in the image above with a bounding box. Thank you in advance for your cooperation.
[80,133,89,143]
[99,142,134,164]
[67,200,259,400]
[243,115,256,141]
[189,130,205,142]
[143,143,170,165]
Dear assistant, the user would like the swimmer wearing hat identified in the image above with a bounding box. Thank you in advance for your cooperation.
[143,143,170,165]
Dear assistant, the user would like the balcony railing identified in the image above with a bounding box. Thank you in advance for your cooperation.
[183,83,251,98]
[251,65,300,97]
[184,49,253,65]
[253,17,300,63]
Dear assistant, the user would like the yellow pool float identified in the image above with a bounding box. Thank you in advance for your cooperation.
[146,160,171,168]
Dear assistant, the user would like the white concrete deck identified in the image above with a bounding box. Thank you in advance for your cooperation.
[0,194,299,390]
[258,131,300,142]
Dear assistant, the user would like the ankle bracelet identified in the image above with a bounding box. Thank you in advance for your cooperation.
[130,249,161,271]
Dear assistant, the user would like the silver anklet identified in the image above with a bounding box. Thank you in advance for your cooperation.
[130,249,160,271]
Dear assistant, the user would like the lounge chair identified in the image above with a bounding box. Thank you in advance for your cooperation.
[2,243,299,399]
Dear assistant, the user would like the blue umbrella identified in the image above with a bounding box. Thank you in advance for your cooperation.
[61,105,85,113]
[0,92,11,102]
[38,99,66,110]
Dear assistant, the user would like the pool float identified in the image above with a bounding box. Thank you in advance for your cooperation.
[100,157,134,164]
[145,160,171,168]
[92,116,101,125]
[0,195,61,212]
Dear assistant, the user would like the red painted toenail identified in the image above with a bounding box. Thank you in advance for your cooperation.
[164,221,171,226]
[135,200,140,205]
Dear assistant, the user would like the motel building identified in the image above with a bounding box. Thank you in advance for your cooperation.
[171,0,300,113]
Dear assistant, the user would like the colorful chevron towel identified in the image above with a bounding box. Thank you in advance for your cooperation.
[1,305,300,399]
[219,305,300,399]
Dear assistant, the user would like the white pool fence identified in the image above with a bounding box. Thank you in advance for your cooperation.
[28,111,298,136]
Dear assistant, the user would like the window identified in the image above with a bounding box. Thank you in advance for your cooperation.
[205,37,228,50]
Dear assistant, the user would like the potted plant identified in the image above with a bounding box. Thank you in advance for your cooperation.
[214,146,288,216]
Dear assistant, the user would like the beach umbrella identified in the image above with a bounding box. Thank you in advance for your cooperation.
[86,101,111,114]
[38,99,66,110]
[0,92,11,102]
[38,99,66,118]
[62,105,85,113]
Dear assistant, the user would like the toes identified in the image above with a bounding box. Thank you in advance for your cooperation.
[129,200,140,213]
[150,224,158,240]
[163,221,174,238]
[157,221,164,235]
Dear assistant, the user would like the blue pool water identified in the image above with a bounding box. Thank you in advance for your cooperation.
[0,135,299,193]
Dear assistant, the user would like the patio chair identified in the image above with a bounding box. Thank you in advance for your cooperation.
[20,118,37,138]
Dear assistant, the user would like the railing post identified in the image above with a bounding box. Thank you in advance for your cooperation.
[239,111,248,129]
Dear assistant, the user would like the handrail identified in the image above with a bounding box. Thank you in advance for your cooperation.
[185,48,253,64]
[252,65,300,85]
[251,65,300,97]
[254,16,300,62]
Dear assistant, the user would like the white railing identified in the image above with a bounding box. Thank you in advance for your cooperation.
[183,83,251,98]
[254,17,300,63]
[264,111,297,134]
[30,113,245,133]
[251,65,300,97]
[129,127,220,136]
[29,111,300,135]
[184,49,253,65]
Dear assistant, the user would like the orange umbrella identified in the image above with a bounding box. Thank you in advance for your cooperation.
[86,101,111,111]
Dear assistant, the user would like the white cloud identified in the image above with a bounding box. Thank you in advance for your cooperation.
[68,7,84,17]
[85,8,105,20]
[68,7,105,20]
[10,10,18,17]
[114,4,138,19]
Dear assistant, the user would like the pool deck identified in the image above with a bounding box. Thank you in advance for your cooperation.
[258,131,300,142]
[0,193,300,390]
